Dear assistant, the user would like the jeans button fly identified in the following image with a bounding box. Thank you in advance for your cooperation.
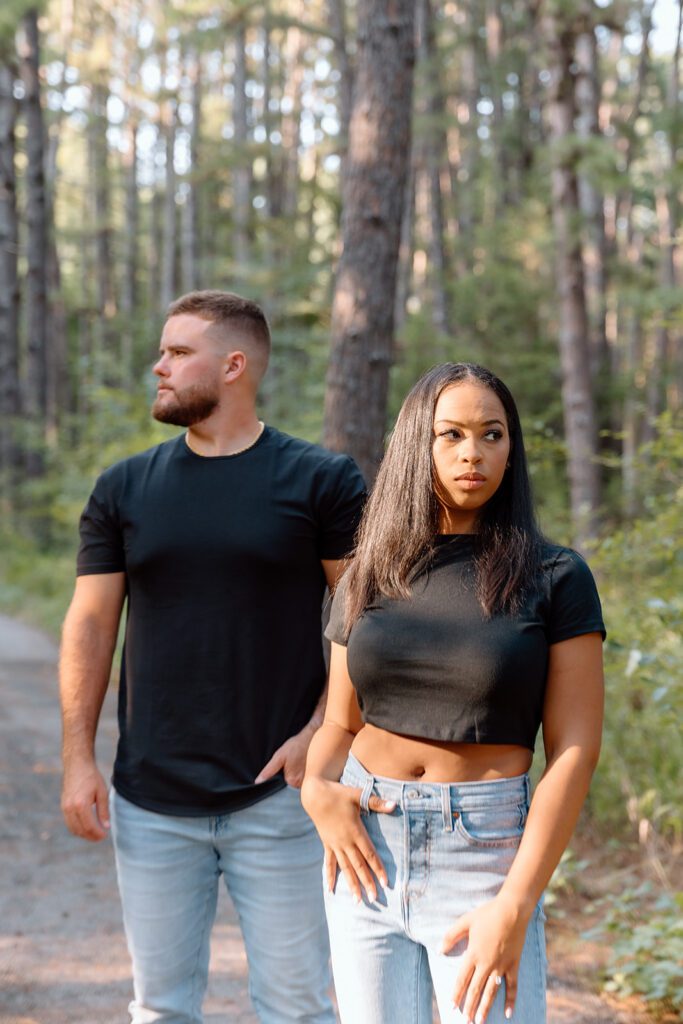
[407,789,419,799]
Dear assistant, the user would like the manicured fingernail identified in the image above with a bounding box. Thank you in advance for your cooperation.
[476,1014,483,1024]
[354,895,361,905]
[384,800,396,809]
[505,1009,513,1020]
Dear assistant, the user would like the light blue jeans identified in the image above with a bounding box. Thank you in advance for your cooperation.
[110,784,335,1024]
[324,753,547,1024]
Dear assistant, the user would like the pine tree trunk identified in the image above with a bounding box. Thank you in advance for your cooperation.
[281,12,306,220]
[181,46,201,292]
[327,0,353,168]
[485,0,511,209]
[575,2,608,383]
[160,99,177,312]
[0,61,21,476]
[323,0,416,482]
[18,9,49,472]
[543,6,601,544]
[233,21,250,273]
[643,0,681,435]
[89,76,117,380]
[418,0,452,336]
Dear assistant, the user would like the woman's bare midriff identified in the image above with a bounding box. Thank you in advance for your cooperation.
[350,723,533,782]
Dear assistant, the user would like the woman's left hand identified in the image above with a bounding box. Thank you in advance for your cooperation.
[441,893,530,1022]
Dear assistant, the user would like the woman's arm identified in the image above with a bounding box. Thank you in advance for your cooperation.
[443,631,604,1022]
[302,642,395,901]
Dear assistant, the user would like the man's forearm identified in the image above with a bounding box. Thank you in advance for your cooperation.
[306,681,329,733]
[60,610,117,765]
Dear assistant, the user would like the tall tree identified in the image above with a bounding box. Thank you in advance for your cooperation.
[0,57,20,475]
[575,0,609,382]
[417,0,453,336]
[17,9,49,471]
[543,2,601,543]
[644,0,682,434]
[323,0,416,482]
[232,19,250,272]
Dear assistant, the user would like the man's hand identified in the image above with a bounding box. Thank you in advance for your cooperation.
[255,723,317,789]
[61,759,111,842]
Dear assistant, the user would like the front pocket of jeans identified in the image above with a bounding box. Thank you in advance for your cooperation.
[454,804,526,846]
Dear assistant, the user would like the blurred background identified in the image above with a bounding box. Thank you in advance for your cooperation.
[0,0,681,1014]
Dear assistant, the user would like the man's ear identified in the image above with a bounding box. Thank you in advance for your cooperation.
[224,350,247,382]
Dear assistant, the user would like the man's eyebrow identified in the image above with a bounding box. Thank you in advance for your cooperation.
[434,418,506,427]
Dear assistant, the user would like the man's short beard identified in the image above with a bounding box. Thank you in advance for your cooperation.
[152,384,219,426]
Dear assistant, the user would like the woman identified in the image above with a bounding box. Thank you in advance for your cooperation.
[302,363,605,1024]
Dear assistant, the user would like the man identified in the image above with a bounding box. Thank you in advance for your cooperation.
[60,291,365,1024]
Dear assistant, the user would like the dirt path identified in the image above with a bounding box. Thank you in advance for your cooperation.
[0,614,658,1024]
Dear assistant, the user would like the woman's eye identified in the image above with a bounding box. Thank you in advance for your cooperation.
[484,430,503,441]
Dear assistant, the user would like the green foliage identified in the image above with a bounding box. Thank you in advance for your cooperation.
[583,884,683,1011]
[589,413,683,842]
[544,847,590,918]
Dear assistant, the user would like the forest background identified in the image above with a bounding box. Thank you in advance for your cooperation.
[0,0,681,1013]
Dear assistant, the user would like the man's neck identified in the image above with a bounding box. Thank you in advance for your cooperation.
[186,411,264,457]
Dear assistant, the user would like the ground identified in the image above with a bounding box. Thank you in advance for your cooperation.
[0,614,668,1024]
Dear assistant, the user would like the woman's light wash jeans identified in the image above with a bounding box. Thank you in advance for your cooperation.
[324,753,547,1024]
[110,784,335,1024]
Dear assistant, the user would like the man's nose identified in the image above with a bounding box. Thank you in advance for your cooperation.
[153,355,167,376]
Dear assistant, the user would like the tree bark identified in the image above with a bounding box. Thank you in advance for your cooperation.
[575,1,609,383]
[160,98,177,313]
[181,45,201,293]
[323,0,416,482]
[233,20,250,273]
[281,11,307,220]
[18,9,49,471]
[417,0,453,336]
[89,76,117,377]
[0,60,20,476]
[643,0,682,435]
[327,0,354,168]
[543,5,601,543]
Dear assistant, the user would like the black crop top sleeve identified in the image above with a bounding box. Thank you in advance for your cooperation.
[325,539,605,750]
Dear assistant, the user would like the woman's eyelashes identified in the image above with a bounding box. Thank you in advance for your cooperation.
[437,428,505,442]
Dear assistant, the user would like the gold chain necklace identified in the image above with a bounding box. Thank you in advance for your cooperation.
[185,421,265,457]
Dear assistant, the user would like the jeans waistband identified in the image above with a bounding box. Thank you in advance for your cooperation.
[343,751,530,823]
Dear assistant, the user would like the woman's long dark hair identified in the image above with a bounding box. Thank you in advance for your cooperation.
[343,363,545,634]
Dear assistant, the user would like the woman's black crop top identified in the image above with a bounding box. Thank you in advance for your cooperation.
[325,536,606,751]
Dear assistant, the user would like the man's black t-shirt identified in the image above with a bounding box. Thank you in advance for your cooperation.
[77,427,365,816]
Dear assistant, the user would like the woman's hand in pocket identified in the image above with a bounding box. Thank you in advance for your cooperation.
[301,776,395,902]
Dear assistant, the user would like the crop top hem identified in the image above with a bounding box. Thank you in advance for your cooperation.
[361,716,536,752]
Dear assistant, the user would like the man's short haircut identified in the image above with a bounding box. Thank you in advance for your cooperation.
[166,290,271,371]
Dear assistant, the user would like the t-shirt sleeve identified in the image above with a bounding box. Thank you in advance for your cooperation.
[316,455,366,560]
[76,472,126,576]
[547,548,606,644]
[324,573,349,646]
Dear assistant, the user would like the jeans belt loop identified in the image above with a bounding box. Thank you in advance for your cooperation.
[441,785,454,832]
[359,776,374,814]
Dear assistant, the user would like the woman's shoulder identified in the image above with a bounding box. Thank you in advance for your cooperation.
[539,541,598,579]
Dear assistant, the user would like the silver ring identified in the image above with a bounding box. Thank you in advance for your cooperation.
[495,975,503,986]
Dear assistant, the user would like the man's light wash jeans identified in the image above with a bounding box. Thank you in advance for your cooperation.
[325,753,547,1024]
[110,784,335,1024]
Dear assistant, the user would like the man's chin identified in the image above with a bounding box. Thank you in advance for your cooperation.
[151,397,217,427]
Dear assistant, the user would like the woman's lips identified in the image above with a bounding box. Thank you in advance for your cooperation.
[455,474,486,489]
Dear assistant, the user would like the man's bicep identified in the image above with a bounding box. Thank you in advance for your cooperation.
[67,572,126,633]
